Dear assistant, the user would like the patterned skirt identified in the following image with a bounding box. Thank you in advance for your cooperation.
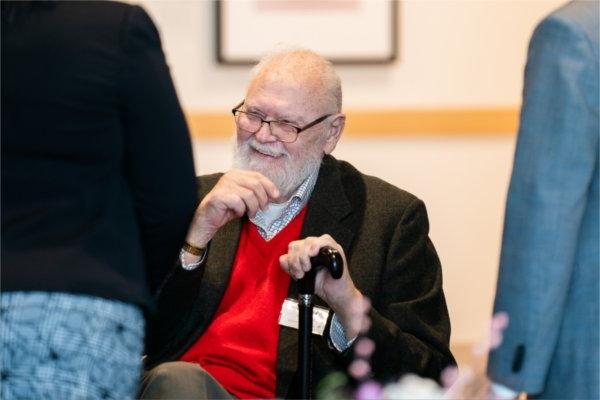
[0,291,144,399]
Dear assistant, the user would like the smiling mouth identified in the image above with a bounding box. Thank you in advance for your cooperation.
[251,146,285,159]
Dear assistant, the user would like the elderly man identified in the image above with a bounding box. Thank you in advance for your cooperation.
[142,49,454,399]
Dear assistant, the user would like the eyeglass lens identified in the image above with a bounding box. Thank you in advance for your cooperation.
[236,112,298,142]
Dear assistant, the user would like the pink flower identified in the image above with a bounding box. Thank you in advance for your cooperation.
[356,380,383,400]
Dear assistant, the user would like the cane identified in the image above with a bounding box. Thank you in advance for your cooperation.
[297,246,343,399]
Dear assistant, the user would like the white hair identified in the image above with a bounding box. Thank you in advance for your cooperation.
[249,47,343,114]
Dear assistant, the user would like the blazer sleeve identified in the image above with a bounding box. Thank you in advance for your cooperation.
[487,13,599,393]
[367,198,455,382]
[118,5,198,292]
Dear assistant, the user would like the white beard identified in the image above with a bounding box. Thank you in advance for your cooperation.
[233,137,322,199]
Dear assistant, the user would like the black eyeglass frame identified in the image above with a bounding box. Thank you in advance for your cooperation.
[231,100,332,143]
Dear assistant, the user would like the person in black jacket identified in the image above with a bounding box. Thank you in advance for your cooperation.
[1,2,197,399]
[141,49,454,399]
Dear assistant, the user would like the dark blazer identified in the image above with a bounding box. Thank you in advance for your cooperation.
[145,155,455,397]
[1,1,197,306]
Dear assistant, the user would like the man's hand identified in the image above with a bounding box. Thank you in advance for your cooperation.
[186,170,280,249]
[279,234,366,340]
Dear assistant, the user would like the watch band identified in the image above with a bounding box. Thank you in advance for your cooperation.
[182,241,205,256]
[179,241,209,271]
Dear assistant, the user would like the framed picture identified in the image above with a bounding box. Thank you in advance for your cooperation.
[216,0,398,65]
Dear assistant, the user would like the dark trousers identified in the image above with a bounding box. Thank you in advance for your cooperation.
[140,362,235,400]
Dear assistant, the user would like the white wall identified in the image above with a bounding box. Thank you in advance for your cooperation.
[140,0,564,110]
[137,0,566,345]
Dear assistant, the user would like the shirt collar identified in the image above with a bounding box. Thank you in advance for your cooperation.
[250,168,318,237]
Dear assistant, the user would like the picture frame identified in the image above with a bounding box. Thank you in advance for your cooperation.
[216,0,398,65]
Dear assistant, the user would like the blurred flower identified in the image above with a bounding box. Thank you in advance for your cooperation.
[356,380,383,400]
[319,309,512,400]
[316,371,351,400]
[474,312,509,356]
[354,337,375,358]
[382,374,445,399]
[444,366,491,399]
[443,312,510,399]
[349,357,371,380]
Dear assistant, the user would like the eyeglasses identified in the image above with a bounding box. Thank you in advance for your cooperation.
[231,100,332,143]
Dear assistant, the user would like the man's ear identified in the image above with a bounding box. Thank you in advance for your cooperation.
[322,114,345,155]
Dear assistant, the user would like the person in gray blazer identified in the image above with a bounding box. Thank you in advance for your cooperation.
[487,1,599,399]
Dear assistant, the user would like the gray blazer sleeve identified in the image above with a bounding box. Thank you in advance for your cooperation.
[487,5,599,394]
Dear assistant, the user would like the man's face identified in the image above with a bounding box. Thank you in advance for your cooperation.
[233,73,331,200]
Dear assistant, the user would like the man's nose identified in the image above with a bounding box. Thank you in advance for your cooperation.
[254,121,277,143]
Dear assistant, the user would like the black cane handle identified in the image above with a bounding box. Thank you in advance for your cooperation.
[298,246,343,295]
[310,246,343,279]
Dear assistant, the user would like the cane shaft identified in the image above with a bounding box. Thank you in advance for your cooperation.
[299,294,313,399]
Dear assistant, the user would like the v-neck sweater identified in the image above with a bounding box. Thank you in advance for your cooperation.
[179,207,307,399]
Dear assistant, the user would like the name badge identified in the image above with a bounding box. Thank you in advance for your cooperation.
[278,298,331,336]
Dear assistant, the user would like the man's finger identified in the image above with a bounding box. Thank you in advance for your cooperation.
[230,170,279,207]
[239,188,260,217]
[250,171,279,200]
[221,193,247,217]
[235,175,270,210]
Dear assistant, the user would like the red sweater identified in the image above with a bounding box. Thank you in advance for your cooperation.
[180,207,307,399]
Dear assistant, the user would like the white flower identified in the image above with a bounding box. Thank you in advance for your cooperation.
[381,374,445,400]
